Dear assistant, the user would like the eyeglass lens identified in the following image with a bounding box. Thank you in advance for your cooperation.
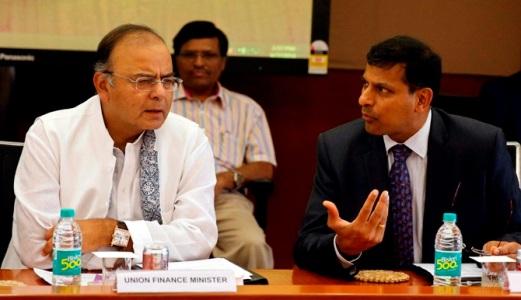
[135,77,179,90]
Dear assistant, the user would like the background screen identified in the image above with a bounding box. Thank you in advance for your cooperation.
[0,0,313,59]
[0,0,329,141]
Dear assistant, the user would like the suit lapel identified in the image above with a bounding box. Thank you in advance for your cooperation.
[361,134,399,264]
[362,134,389,191]
[422,109,462,261]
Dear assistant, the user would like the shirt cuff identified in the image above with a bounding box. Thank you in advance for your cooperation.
[333,234,362,268]
[124,220,154,264]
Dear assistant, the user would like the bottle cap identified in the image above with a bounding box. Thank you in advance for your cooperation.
[60,208,75,218]
[443,212,456,222]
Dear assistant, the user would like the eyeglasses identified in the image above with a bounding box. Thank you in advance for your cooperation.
[104,72,182,91]
[177,51,221,62]
[470,246,490,256]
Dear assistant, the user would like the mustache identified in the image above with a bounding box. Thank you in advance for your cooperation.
[361,107,372,114]
[192,66,209,72]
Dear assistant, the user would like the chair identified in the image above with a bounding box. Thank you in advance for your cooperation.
[241,180,274,230]
[433,94,483,120]
[480,72,521,144]
[507,141,521,186]
[0,141,23,262]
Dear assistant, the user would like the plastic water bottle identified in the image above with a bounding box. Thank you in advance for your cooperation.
[52,208,82,286]
[433,212,463,286]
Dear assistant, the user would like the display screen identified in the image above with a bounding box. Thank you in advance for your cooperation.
[0,0,313,59]
[0,0,329,141]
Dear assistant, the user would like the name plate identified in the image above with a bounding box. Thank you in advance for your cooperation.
[507,272,521,292]
[116,269,236,293]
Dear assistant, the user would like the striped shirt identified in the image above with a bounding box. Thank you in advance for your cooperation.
[172,84,276,173]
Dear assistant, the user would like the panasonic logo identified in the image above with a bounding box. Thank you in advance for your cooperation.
[0,53,35,61]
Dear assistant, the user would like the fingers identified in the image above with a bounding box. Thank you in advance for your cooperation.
[483,240,499,254]
[42,237,53,256]
[323,200,342,229]
[357,190,389,227]
[41,228,54,256]
[359,190,388,244]
[323,200,339,218]
[371,191,389,226]
[483,241,520,258]
[370,191,389,239]
[494,242,520,256]
[357,189,379,221]
[44,228,53,240]
[325,190,389,232]
[323,191,389,255]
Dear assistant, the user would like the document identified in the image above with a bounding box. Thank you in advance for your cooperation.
[35,257,264,286]
[34,268,101,285]
[414,263,482,285]
[167,258,253,284]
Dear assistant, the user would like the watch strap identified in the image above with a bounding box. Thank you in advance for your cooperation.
[233,170,244,189]
[111,221,130,248]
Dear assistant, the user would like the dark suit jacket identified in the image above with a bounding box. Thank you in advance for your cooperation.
[294,108,521,278]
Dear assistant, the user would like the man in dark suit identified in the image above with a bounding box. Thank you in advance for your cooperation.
[294,35,521,278]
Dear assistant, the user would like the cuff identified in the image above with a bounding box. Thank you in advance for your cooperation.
[124,220,154,264]
[333,234,362,268]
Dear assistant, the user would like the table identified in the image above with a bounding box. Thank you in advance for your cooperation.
[0,267,517,299]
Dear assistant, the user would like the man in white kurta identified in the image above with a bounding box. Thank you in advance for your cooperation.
[2,24,217,269]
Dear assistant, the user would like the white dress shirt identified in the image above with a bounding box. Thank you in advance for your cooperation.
[383,110,431,262]
[2,95,218,269]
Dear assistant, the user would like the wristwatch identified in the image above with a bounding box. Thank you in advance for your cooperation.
[233,170,245,190]
[111,221,130,248]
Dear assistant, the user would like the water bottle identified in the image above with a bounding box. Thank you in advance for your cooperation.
[433,212,463,286]
[52,208,82,286]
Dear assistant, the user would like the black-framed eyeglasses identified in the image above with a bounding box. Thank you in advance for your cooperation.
[104,71,182,91]
[177,51,221,62]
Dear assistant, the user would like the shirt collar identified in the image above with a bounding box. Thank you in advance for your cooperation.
[173,83,225,107]
[383,110,431,159]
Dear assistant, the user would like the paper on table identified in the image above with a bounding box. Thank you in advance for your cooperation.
[167,258,252,284]
[92,251,138,259]
[507,271,521,292]
[470,256,516,263]
[415,263,483,280]
[34,268,102,285]
[135,258,252,284]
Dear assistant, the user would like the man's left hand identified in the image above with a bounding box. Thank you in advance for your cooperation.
[483,240,521,258]
[42,218,118,256]
[483,240,521,269]
[215,171,234,196]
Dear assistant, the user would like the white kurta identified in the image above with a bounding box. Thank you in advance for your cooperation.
[2,95,217,269]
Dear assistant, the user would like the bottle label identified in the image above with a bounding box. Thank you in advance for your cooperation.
[53,248,81,276]
[434,249,462,277]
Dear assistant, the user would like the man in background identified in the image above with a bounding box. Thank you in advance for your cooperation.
[3,24,217,268]
[172,21,276,269]
[294,35,521,278]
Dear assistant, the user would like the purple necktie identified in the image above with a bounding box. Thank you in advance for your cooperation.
[389,144,413,266]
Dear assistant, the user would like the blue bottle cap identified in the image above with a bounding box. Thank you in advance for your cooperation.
[443,212,456,222]
[60,208,75,218]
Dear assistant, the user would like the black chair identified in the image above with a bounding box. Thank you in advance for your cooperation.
[480,72,521,143]
[0,141,23,262]
[433,94,483,120]
[241,180,274,230]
